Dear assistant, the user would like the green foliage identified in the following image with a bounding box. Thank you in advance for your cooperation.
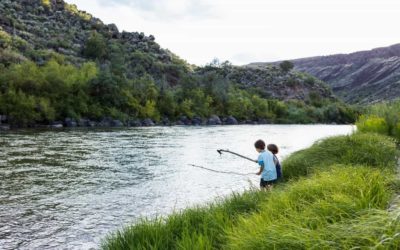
[140,100,160,121]
[357,115,389,135]
[0,49,26,66]
[0,60,98,123]
[308,91,323,107]
[65,3,79,15]
[279,60,294,73]
[282,133,398,180]
[41,0,51,8]
[356,100,400,140]
[179,99,194,118]
[83,31,108,60]
[0,54,357,126]
[226,88,272,120]
[0,29,12,49]
[285,103,312,124]
[0,89,38,126]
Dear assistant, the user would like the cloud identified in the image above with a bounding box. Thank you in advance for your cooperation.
[67,0,400,65]
[96,0,216,20]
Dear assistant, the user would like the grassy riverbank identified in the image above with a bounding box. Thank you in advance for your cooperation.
[103,130,400,250]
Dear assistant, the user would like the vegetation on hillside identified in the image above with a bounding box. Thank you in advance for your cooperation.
[0,0,357,127]
[0,57,357,127]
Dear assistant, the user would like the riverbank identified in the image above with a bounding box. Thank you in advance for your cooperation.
[102,132,400,249]
[0,115,350,131]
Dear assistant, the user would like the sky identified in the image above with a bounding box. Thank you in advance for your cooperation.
[67,0,400,66]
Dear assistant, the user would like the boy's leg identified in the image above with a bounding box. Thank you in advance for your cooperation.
[260,179,268,189]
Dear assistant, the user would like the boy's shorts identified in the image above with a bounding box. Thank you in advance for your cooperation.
[260,178,276,188]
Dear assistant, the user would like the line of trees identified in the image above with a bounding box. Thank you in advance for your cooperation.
[0,57,357,127]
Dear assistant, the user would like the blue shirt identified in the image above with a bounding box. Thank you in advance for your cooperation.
[258,150,277,181]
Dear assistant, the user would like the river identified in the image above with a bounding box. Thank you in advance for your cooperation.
[0,125,354,249]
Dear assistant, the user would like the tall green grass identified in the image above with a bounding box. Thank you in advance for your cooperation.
[103,133,399,250]
[102,190,271,250]
[226,167,399,249]
[282,133,398,179]
[356,99,400,140]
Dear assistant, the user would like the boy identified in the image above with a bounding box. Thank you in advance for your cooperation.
[254,139,277,188]
[267,144,282,180]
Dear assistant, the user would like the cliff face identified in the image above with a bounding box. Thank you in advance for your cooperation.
[248,44,400,104]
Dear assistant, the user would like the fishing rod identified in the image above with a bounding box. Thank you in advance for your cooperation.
[217,149,257,163]
[189,164,254,176]
[189,149,257,176]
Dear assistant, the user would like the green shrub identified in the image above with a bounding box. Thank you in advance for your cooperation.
[0,90,39,126]
[83,31,108,60]
[0,29,12,49]
[357,100,400,140]
[226,167,398,249]
[356,115,389,135]
[41,0,51,8]
[282,133,397,180]
[279,60,294,73]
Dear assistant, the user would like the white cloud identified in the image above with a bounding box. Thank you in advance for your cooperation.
[86,0,215,20]
[66,0,400,65]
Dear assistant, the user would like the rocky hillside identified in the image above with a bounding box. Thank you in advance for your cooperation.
[0,0,168,62]
[0,0,356,128]
[248,44,400,104]
[196,62,334,101]
[0,0,185,83]
[0,0,334,100]
[225,65,333,101]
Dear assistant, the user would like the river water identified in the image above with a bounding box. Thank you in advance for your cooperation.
[0,125,354,249]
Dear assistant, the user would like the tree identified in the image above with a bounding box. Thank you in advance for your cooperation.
[279,60,294,73]
[83,31,108,59]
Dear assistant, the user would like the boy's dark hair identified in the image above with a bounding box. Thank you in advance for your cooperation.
[254,139,265,150]
[267,144,279,154]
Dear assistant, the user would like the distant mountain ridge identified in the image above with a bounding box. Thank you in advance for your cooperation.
[248,44,400,104]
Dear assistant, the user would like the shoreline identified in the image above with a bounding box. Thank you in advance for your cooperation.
[0,121,351,132]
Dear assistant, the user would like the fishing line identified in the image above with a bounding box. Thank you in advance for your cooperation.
[189,164,255,176]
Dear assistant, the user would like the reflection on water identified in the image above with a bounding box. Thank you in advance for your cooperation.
[0,125,354,249]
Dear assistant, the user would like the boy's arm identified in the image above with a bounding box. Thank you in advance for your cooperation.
[256,166,264,175]
[273,156,277,165]
[256,161,264,175]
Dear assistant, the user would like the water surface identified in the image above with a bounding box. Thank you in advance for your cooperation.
[0,125,354,249]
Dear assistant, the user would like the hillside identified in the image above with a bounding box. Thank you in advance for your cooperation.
[0,0,186,84]
[0,0,355,128]
[248,44,400,104]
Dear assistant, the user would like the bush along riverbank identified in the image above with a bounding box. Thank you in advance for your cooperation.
[356,99,400,140]
[102,130,400,250]
[0,59,357,130]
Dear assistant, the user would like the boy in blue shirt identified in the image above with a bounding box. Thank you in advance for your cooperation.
[254,139,277,188]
